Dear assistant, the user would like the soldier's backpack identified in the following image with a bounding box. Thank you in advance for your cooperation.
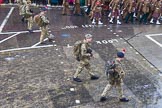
[73,40,82,61]
[33,14,43,27]
[105,60,117,80]
[20,5,26,15]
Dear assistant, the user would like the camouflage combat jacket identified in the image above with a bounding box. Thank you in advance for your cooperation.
[80,42,92,62]
[108,59,125,85]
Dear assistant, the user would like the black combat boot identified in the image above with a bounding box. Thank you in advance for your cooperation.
[91,75,99,80]
[27,29,33,33]
[21,17,25,23]
[73,77,82,82]
[100,96,107,102]
[40,42,46,44]
[120,97,129,102]
[48,38,53,42]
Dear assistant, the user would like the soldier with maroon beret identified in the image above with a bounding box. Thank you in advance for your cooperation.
[109,0,121,24]
[150,0,161,24]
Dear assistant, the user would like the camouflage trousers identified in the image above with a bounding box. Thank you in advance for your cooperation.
[62,3,70,15]
[73,3,81,14]
[101,80,124,99]
[40,25,49,43]
[27,16,33,30]
[74,59,95,78]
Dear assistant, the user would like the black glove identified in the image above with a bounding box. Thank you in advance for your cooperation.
[87,48,93,57]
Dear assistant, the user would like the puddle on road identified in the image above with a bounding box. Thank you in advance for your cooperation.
[4,57,15,61]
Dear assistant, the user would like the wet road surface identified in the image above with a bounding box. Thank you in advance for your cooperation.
[0,5,162,108]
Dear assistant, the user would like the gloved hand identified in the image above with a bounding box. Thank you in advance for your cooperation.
[87,48,93,57]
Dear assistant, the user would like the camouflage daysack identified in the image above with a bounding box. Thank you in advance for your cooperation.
[34,14,43,27]
[73,40,82,61]
[19,5,26,15]
[105,59,118,80]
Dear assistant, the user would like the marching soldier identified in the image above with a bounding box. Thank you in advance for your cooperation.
[92,0,103,24]
[62,0,71,15]
[102,0,111,16]
[88,0,97,19]
[109,0,122,24]
[125,0,136,23]
[100,51,129,102]
[136,0,144,21]
[85,0,94,15]
[34,7,50,44]
[17,0,27,22]
[150,0,161,24]
[148,0,157,21]
[73,34,99,82]
[73,0,82,15]
[39,7,50,44]
[25,0,33,33]
[139,0,150,24]
[120,0,130,20]
[107,0,113,18]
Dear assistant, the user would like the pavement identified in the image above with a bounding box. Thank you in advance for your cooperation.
[0,5,162,108]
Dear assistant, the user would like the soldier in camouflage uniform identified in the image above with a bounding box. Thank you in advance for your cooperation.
[120,0,130,20]
[136,0,144,21]
[100,51,129,102]
[73,0,82,15]
[85,0,94,15]
[88,0,97,19]
[17,0,27,22]
[25,0,33,33]
[73,34,99,82]
[124,0,136,23]
[39,7,50,44]
[92,0,103,24]
[150,0,161,24]
[62,0,70,15]
[109,0,122,24]
[139,0,150,24]
[148,0,157,21]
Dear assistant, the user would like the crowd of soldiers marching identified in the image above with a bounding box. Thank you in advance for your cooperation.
[3,0,162,25]
[83,0,162,25]
[5,0,162,42]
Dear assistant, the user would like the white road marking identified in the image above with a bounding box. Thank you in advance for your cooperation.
[70,88,75,91]
[0,44,54,53]
[31,38,48,47]
[0,7,15,32]
[0,29,41,35]
[145,34,162,47]
[0,33,20,44]
[135,52,139,54]
[75,100,80,104]
[146,33,162,37]
[0,30,41,44]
